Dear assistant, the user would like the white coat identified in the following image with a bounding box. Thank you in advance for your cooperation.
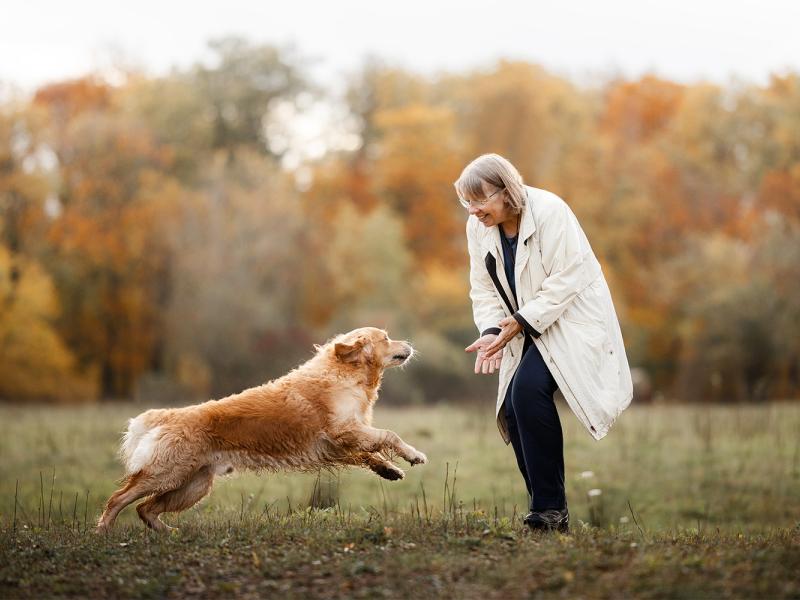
[467,186,633,442]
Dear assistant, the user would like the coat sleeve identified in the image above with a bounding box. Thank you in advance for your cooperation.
[467,218,505,336]
[514,199,594,337]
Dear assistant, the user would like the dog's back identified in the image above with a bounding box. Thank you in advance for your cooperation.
[118,375,335,478]
[196,382,337,471]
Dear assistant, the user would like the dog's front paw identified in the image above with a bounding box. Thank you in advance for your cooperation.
[375,463,405,481]
[407,449,427,466]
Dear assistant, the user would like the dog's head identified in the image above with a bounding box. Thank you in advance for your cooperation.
[327,327,414,369]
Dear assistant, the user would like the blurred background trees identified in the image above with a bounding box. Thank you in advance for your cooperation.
[1,38,798,404]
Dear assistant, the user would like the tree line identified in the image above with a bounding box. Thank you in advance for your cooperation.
[1,37,799,403]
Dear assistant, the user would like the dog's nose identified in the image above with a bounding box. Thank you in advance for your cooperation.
[392,342,413,361]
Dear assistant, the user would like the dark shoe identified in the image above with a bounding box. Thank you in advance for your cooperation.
[524,508,569,532]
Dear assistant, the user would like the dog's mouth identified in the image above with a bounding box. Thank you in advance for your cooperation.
[387,342,414,365]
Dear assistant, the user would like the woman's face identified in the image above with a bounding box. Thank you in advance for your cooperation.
[468,180,515,228]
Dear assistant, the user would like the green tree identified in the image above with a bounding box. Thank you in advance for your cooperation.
[193,37,309,160]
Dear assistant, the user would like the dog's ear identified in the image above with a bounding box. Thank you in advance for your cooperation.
[360,339,374,361]
[334,340,364,363]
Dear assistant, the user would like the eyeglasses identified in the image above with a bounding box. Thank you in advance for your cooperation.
[458,187,505,209]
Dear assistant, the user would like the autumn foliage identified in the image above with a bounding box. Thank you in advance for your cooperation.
[1,39,799,403]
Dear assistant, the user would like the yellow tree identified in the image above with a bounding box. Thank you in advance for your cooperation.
[0,101,93,401]
[0,244,95,400]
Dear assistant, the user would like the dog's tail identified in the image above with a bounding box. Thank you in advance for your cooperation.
[119,409,168,475]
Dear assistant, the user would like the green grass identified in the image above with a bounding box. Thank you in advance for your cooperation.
[1,401,799,598]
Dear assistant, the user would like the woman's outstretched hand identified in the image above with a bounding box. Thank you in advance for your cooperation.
[465,334,503,374]
[482,317,522,360]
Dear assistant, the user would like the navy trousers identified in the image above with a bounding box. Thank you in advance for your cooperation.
[503,337,567,511]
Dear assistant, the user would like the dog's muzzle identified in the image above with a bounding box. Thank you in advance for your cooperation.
[391,343,414,364]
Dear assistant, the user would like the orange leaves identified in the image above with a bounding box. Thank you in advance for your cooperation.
[456,62,592,184]
[759,164,800,221]
[372,104,464,268]
[3,56,800,402]
[32,101,185,397]
[33,77,111,122]
[601,76,685,142]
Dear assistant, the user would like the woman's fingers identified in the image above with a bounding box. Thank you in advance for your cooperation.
[469,333,507,374]
[467,334,500,353]
[472,349,504,375]
[475,351,501,375]
[484,336,506,358]
[484,336,502,353]
[485,320,521,359]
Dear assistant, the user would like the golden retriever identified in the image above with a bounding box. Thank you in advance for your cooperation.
[95,327,427,532]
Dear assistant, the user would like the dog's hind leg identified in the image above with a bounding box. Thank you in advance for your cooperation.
[95,472,153,533]
[136,466,215,531]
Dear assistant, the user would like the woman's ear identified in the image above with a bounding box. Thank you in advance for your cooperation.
[334,340,363,363]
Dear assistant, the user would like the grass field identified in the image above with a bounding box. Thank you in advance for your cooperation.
[1,401,799,598]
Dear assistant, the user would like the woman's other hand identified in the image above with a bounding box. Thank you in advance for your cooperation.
[483,317,522,360]
[465,334,503,374]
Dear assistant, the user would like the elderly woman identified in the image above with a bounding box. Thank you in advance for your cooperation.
[457,154,632,532]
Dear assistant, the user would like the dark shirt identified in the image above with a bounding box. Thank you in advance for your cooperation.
[481,224,542,340]
[499,227,518,304]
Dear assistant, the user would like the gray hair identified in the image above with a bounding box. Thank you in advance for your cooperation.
[453,153,526,214]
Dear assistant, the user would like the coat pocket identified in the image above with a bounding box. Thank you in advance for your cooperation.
[559,283,618,390]
[597,338,619,390]
[559,278,607,327]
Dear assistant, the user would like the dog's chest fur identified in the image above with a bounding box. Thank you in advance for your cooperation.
[329,383,373,426]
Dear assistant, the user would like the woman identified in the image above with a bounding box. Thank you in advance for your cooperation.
[457,154,632,532]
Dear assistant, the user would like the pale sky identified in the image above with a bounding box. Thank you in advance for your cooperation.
[2,0,799,92]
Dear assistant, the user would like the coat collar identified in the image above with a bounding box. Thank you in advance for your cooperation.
[518,187,536,244]
[480,188,536,257]
[477,187,537,313]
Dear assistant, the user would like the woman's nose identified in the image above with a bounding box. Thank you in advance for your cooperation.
[468,204,480,215]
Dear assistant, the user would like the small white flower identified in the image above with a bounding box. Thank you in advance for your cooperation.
[579,471,595,479]
[630,542,638,548]
[587,488,602,497]
[619,516,629,523]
